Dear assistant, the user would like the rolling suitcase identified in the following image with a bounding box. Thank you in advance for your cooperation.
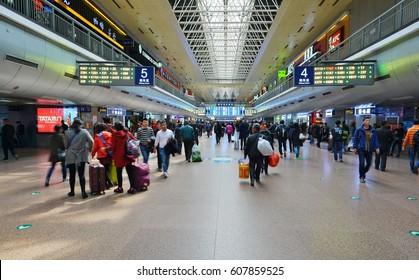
[138,174,150,191]
[132,163,150,191]
[89,163,106,195]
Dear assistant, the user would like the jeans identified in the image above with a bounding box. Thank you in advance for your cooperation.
[309,135,314,145]
[293,145,300,157]
[139,145,150,163]
[391,139,402,155]
[333,141,343,160]
[2,140,17,159]
[46,160,67,181]
[159,147,170,172]
[408,147,418,172]
[358,150,373,179]
[278,138,287,155]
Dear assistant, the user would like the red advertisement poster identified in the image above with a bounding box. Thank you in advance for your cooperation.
[37,108,64,133]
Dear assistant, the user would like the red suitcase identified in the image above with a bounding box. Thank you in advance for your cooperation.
[89,163,106,195]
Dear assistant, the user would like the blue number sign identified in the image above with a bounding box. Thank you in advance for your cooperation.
[135,66,155,86]
[294,66,314,86]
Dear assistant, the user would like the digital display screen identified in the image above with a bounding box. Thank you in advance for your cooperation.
[205,107,245,116]
[37,107,78,133]
[294,64,375,86]
[79,66,155,86]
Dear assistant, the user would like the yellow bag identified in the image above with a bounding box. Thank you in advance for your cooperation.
[110,160,117,184]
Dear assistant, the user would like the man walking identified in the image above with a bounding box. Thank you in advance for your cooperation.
[244,123,264,187]
[402,120,419,174]
[375,121,394,172]
[353,117,380,183]
[180,121,195,162]
[332,120,343,162]
[1,118,19,160]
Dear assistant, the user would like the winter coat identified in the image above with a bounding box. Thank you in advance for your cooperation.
[353,125,379,151]
[48,133,65,163]
[91,131,112,159]
[64,128,94,165]
[108,130,136,168]
[376,126,394,152]
[244,133,263,159]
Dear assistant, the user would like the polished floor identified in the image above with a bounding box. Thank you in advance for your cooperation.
[0,134,418,260]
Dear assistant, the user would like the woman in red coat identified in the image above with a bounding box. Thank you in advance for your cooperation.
[91,123,114,189]
[108,122,137,194]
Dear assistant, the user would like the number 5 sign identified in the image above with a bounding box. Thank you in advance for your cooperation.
[135,66,155,86]
[294,66,314,86]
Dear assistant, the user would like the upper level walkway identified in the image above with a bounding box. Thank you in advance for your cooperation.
[0,134,418,259]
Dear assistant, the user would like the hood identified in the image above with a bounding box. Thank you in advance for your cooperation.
[113,130,127,139]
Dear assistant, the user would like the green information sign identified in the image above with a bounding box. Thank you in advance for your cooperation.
[278,69,287,78]
[16,224,32,230]
[351,196,361,200]
[409,231,419,237]
[31,192,40,195]
[79,65,135,86]
[406,197,417,201]
[320,178,329,181]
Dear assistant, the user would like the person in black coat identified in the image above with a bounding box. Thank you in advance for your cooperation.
[244,123,264,186]
[375,121,394,171]
[291,123,303,158]
[238,120,249,150]
[1,118,19,160]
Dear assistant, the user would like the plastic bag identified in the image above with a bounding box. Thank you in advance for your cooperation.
[192,144,202,162]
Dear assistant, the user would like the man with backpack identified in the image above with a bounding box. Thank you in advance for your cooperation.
[402,120,419,174]
[332,120,344,162]
[275,120,288,157]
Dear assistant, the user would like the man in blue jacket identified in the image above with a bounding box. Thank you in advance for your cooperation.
[353,117,380,183]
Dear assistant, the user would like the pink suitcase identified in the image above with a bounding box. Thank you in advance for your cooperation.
[132,164,150,191]
[137,174,150,191]
[136,163,150,176]
[89,163,106,195]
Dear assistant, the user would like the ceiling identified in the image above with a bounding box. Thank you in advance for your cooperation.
[93,0,353,103]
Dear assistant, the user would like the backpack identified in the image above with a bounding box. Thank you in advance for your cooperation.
[125,133,140,159]
[413,130,419,147]
[332,127,342,141]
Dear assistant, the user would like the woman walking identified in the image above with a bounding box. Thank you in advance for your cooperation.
[45,124,66,187]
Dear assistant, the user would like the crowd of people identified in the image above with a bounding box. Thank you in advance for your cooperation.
[2,115,419,196]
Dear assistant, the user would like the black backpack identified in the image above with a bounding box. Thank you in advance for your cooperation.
[413,130,419,147]
[332,127,342,141]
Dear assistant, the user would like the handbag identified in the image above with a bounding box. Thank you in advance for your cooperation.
[257,137,274,156]
[57,149,66,159]
[299,133,306,140]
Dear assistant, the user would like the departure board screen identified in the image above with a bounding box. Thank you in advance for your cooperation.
[79,66,155,86]
[294,64,375,86]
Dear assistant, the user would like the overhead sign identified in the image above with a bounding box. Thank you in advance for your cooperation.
[79,66,155,86]
[294,64,375,87]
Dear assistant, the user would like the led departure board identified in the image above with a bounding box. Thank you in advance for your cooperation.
[79,66,155,86]
[294,64,375,87]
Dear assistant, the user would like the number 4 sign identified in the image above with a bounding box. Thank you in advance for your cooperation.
[294,66,314,86]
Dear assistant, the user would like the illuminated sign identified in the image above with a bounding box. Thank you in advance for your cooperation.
[98,106,107,113]
[138,44,162,68]
[325,109,334,117]
[37,107,78,133]
[79,65,155,86]
[157,67,180,90]
[329,28,343,50]
[294,64,375,86]
[107,108,126,116]
[53,0,126,49]
[278,69,287,79]
[355,104,376,116]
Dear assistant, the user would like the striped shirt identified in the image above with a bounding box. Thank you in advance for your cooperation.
[137,127,154,146]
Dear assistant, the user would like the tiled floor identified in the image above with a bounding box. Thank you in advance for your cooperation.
[0,135,418,259]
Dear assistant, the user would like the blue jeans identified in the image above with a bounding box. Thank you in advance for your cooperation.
[333,141,343,160]
[140,145,150,164]
[408,147,418,171]
[159,148,170,172]
[358,150,373,179]
[46,160,67,181]
[293,145,300,157]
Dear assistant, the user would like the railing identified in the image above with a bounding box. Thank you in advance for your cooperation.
[254,0,419,107]
[0,0,197,106]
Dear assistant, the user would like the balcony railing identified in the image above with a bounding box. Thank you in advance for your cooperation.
[254,0,419,107]
[0,0,197,106]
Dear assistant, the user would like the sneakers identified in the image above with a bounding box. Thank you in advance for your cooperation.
[14,154,19,160]
[127,188,136,194]
[283,152,286,158]
[163,172,168,178]
[339,159,343,162]
[158,168,162,172]
[360,177,366,183]
[68,191,75,197]
[114,187,123,193]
